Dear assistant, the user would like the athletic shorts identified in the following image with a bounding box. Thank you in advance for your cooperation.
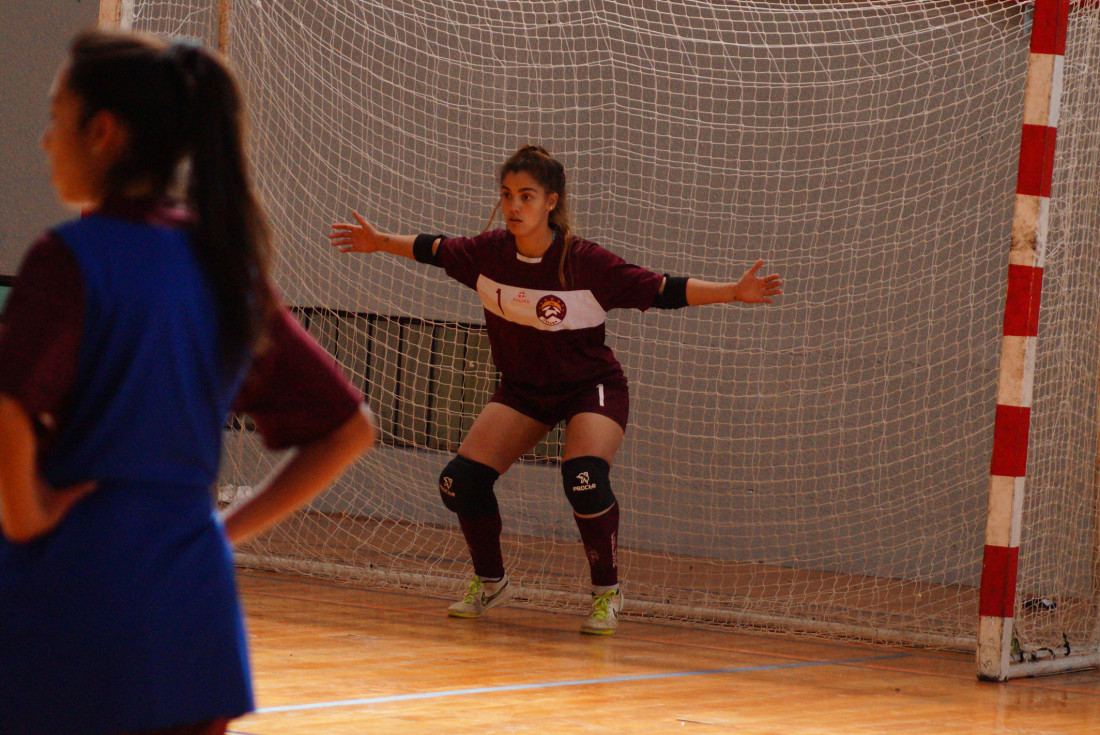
[489,375,630,432]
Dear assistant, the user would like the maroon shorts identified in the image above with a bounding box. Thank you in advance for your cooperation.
[490,375,630,431]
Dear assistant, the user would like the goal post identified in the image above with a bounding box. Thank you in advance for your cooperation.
[979,0,1061,680]
[97,0,133,30]
[979,0,1100,679]
[105,0,1100,678]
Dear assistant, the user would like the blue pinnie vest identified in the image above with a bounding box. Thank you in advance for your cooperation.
[44,214,245,490]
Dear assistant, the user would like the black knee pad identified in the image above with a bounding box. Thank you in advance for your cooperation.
[561,456,616,515]
[439,455,500,516]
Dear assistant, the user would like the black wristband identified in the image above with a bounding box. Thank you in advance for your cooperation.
[653,275,689,309]
[413,234,444,265]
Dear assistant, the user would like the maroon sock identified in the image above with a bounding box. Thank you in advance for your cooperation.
[457,510,505,579]
[574,502,620,586]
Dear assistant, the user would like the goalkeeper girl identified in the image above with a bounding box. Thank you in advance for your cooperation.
[0,29,377,735]
[330,144,780,635]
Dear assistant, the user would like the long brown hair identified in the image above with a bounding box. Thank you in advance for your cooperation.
[484,145,575,286]
[66,29,274,367]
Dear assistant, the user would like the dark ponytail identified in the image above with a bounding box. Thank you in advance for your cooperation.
[166,39,274,365]
[484,145,575,287]
[66,29,274,367]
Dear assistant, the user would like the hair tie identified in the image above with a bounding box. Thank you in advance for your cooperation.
[162,38,208,146]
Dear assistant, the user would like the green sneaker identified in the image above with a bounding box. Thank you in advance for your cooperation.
[447,575,513,618]
[581,588,623,635]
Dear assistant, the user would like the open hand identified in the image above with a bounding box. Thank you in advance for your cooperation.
[329,212,383,253]
[735,260,783,304]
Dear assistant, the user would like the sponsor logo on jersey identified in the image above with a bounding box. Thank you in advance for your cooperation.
[440,476,455,496]
[476,275,606,331]
[573,471,598,492]
[537,294,567,326]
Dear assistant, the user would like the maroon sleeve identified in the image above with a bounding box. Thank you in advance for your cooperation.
[436,230,501,289]
[232,307,364,451]
[0,233,84,436]
[581,240,664,312]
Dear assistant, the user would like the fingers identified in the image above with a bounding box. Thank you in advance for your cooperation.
[42,479,98,523]
[69,480,98,504]
[745,262,783,283]
[328,233,354,251]
[328,217,359,252]
[329,212,369,234]
[740,262,783,304]
[329,212,372,254]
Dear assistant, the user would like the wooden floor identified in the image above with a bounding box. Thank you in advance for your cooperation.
[239,511,984,647]
[230,570,1100,735]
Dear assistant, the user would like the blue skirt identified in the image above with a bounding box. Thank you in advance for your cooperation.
[0,482,253,735]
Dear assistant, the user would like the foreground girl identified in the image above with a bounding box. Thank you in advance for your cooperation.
[0,30,376,735]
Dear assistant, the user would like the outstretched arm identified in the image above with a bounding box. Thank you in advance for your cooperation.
[675,260,783,306]
[329,212,439,260]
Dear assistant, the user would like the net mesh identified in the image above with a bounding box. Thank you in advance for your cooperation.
[129,0,1100,654]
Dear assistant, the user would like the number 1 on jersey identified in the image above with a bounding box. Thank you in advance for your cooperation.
[496,288,504,315]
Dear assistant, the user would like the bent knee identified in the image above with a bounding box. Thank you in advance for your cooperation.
[561,456,616,516]
[439,455,500,515]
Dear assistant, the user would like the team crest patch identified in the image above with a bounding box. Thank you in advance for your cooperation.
[536,294,567,326]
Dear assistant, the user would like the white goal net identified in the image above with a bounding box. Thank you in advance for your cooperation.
[126,0,1100,656]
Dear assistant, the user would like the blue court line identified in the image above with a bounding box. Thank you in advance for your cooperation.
[253,652,908,714]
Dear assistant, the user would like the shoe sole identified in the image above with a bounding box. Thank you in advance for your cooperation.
[447,609,481,619]
[580,626,617,635]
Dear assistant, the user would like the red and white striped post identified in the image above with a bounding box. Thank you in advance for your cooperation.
[977,0,1069,681]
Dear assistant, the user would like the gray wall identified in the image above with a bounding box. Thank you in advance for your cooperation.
[0,0,99,275]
